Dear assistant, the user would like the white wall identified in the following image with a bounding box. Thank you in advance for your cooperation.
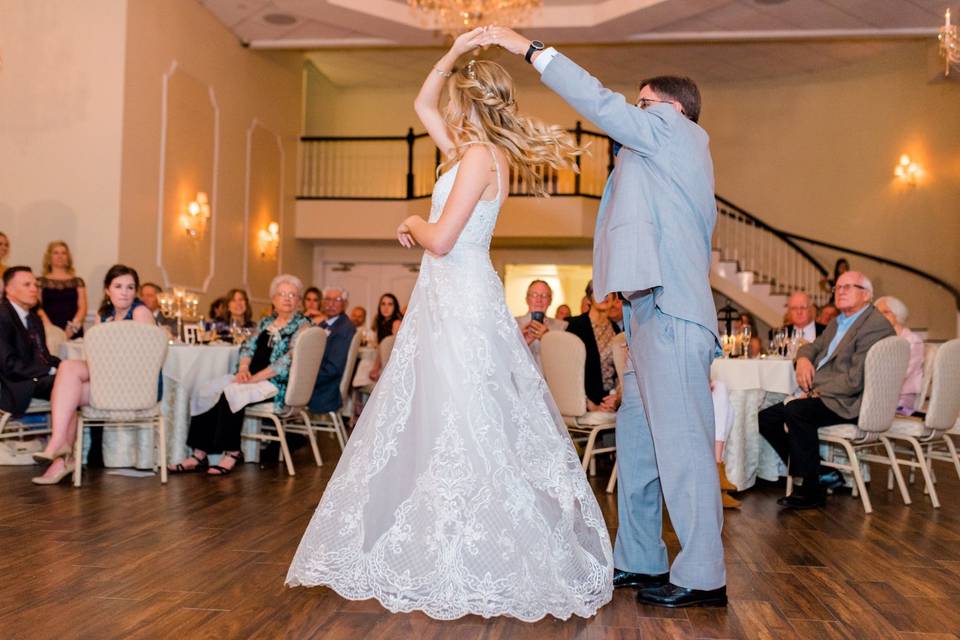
[0,0,127,309]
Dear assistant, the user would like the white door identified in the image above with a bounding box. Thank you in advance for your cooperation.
[320,262,420,322]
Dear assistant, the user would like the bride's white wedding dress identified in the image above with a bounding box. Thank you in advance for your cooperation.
[286,143,613,622]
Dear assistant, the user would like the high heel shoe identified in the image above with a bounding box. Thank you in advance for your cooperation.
[32,444,73,464]
[32,461,75,485]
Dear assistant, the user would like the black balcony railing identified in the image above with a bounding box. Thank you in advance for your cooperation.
[298,122,612,200]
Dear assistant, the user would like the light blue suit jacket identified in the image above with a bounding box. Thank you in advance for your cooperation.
[541,54,719,342]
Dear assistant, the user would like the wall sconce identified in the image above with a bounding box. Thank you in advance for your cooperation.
[894,154,923,186]
[257,221,280,259]
[180,192,211,239]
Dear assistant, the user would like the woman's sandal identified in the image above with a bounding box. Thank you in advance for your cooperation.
[208,451,244,476]
[170,453,209,474]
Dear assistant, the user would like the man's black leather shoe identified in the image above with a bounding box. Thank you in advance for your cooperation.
[637,583,727,608]
[612,569,670,589]
[776,493,826,509]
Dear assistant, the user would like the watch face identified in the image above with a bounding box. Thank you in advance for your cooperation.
[532,40,545,49]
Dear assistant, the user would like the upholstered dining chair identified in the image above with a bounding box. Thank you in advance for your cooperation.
[244,326,327,475]
[377,334,396,369]
[540,331,617,479]
[309,331,362,450]
[888,339,960,508]
[789,336,910,514]
[43,322,67,359]
[72,322,168,487]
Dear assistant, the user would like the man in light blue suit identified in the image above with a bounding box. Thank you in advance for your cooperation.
[485,28,726,608]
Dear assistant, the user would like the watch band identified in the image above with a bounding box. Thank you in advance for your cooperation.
[524,40,545,64]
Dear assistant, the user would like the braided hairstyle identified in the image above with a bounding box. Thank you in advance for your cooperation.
[441,59,581,197]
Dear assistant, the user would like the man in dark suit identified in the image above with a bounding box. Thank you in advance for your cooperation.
[759,271,895,509]
[1,266,60,416]
[308,286,357,414]
[782,291,825,343]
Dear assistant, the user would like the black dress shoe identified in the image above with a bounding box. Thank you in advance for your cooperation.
[636,583,727,608]
[612,569,670,589]
[776,493,826,509]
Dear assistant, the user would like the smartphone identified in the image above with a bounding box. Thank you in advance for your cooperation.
[531,311,545,323]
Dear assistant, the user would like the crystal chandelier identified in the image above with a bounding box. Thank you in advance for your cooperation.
[408,0,543,38]
[940,9,959,76]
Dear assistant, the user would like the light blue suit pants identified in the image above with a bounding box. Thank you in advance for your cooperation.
[615,290,726,590]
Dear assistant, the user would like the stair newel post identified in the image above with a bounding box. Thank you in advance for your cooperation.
[406,127,415,199]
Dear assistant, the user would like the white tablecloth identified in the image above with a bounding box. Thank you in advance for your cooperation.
[61,341,240,468]
[711,357,798,491]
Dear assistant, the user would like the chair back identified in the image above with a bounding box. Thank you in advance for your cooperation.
[339,331,363,407]
[84,322,168,411]
[182,323,201,344]
[856,336,909,434]
[924,339,960,434]
[611,332,627,392]
[378,334,396,368]
[44,322,66,357]
[283,327,328,409]
[540,331,587,418]
[914,342,941,413]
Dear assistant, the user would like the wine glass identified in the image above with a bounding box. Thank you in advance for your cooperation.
[740,325,752,358]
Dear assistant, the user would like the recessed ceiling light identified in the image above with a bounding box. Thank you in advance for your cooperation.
[263,12,298,26]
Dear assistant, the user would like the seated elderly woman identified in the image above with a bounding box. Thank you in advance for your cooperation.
[31,264,156,485]
[875,295,924,415]
[170,274,311,476]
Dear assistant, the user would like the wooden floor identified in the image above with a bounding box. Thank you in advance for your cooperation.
[3,438,960,640]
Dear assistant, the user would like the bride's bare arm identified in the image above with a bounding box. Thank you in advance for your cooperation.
[414,27,486,157]
[398,146,493,256]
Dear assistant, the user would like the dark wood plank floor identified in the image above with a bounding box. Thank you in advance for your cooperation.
[2,436,960,639]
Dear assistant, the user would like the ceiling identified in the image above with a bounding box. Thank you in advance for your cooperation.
[197,0,950,86]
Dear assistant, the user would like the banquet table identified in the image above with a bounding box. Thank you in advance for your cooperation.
[61,340,240,468]
[711,357,797,491]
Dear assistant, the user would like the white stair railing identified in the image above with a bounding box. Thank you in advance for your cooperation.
[713,197,828,307]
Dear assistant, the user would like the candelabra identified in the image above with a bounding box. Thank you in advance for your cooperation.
[157,287,199,343]
[940,9,958,77]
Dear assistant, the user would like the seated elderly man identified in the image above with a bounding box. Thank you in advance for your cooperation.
[515,279,568,370]
[0,267,60,416]
[758,271,894,509]
[782,291,825,343]
[308,286,357,414]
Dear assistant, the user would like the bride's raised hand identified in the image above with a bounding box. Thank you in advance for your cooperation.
[450,26,488,57]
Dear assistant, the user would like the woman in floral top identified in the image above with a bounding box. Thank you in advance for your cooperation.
[171,274,311,476]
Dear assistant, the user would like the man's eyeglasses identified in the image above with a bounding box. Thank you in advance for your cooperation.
[832,284,867,294]
[526,293,551,300]
[322,296,346,303]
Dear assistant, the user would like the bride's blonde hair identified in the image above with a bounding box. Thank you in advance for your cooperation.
[441,59,581,197]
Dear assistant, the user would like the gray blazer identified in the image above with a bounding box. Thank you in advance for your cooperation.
[541,54,718,341]
[797,305,896,420]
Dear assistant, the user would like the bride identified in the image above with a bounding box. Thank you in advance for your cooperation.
[286,27,613,622]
